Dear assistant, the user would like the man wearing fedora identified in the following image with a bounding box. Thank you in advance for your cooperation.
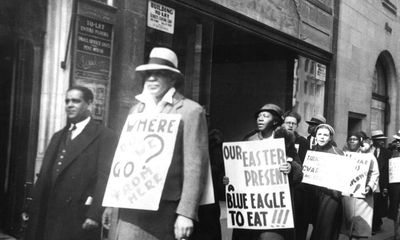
[371,130,391,234]
[103,47,209,240]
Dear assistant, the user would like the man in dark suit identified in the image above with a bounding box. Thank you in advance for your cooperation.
[103,47,209,240]
[371,130,391,234]
[25,86,118,240]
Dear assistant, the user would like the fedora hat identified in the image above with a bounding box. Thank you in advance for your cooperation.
[306,114,326,125]
[135,47,182,75]
[393,130,400,140]
[371,130,387,139]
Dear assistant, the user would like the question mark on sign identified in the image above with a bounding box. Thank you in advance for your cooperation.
[142,134,164,169]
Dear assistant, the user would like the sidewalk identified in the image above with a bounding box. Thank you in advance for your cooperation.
[370,217,396,240]
[220,200,396,240]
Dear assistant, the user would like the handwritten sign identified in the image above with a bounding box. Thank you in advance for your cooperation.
[103,114,180,210]
[223,139,293,229]
[342,152,373,198]
[389,157,400,183]
[302,151,354,192]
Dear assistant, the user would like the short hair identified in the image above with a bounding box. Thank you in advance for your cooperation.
[67,85,94,103]
[283,111,302,124]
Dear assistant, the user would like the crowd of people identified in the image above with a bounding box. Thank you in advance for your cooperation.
[22,47,400,240]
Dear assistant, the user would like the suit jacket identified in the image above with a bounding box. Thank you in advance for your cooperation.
[125,91,209,221]
[26,119,118,240]
[375,147,392,191]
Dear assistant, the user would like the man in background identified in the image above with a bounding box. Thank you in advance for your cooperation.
[26,86,118,240]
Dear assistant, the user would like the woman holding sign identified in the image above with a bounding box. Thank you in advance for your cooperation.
[309,124,343,240]
[341,132,379,239]
[231,103,303,240]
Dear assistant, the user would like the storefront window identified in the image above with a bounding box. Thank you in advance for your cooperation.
[292,56,326,135]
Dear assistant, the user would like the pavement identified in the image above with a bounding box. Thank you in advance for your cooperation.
[220,201,397,240]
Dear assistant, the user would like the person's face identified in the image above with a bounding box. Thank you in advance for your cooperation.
[308,124,318,135]
[315,128,331,146]
[143,70,175,100]
[347,136,360,151]
[65,89,90,123]
[257,111,275,132]
[373,139,386,148]
[283,116,298,133]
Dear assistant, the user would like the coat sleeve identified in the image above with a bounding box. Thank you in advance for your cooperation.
[85,128,118,222]
[176,105,209,221]
[287,143,303,185]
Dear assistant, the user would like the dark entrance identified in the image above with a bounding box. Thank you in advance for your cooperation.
[210,22,296,141]
[0,38,41,237]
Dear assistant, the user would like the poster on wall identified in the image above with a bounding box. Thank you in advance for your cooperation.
[72,1,116,122]
[147,1,175,34]
[223,139,294,229]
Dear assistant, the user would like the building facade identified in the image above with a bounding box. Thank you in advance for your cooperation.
[334,0,400,146]
[0,0,338,237]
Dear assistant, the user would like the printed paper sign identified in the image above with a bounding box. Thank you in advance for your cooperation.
[147,1,175,34]
[103,113,180,210]
[389,157,400,183]
[342,152,373,198]
[302,151,354,192]
[223,139,294,229]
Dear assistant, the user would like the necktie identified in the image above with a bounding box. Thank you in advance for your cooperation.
[65,124,76,146]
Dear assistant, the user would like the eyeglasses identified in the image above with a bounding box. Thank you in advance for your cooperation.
[284,122,297,126]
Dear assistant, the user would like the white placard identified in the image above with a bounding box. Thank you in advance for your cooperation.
[103,114,180,210]
[389,157,400,183]
[342,152,373,198]
[302,151,354,192]
[223,139,294,229]
[147,1,175,34]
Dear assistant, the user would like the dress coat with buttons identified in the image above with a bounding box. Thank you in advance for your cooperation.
[26,119,118,240]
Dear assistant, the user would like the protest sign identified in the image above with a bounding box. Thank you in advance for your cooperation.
[223,138,293,229]
[103,113,180,210]
[302,151,354,192]
[389,157,400,183]
[342,152,373,198]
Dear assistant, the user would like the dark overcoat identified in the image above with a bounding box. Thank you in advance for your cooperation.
[26,119,118,240]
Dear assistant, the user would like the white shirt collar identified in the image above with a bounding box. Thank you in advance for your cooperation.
[70,116,91,140]
[135,87,176,113]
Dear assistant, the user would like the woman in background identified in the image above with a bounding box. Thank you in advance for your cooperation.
[341,132,379,239]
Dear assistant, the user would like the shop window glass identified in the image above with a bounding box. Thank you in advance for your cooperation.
[292,56,326,136]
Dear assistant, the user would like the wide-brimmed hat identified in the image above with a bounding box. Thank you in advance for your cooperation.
[371,130,387,140]
[306,114,326,125]
[393,130,400,140]
[254,103,284,124]
[135,47,182,75]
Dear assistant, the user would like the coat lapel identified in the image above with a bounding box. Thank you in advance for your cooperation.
[40,130,67,177]
[57,119,100,175]
[161,92,184,113]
